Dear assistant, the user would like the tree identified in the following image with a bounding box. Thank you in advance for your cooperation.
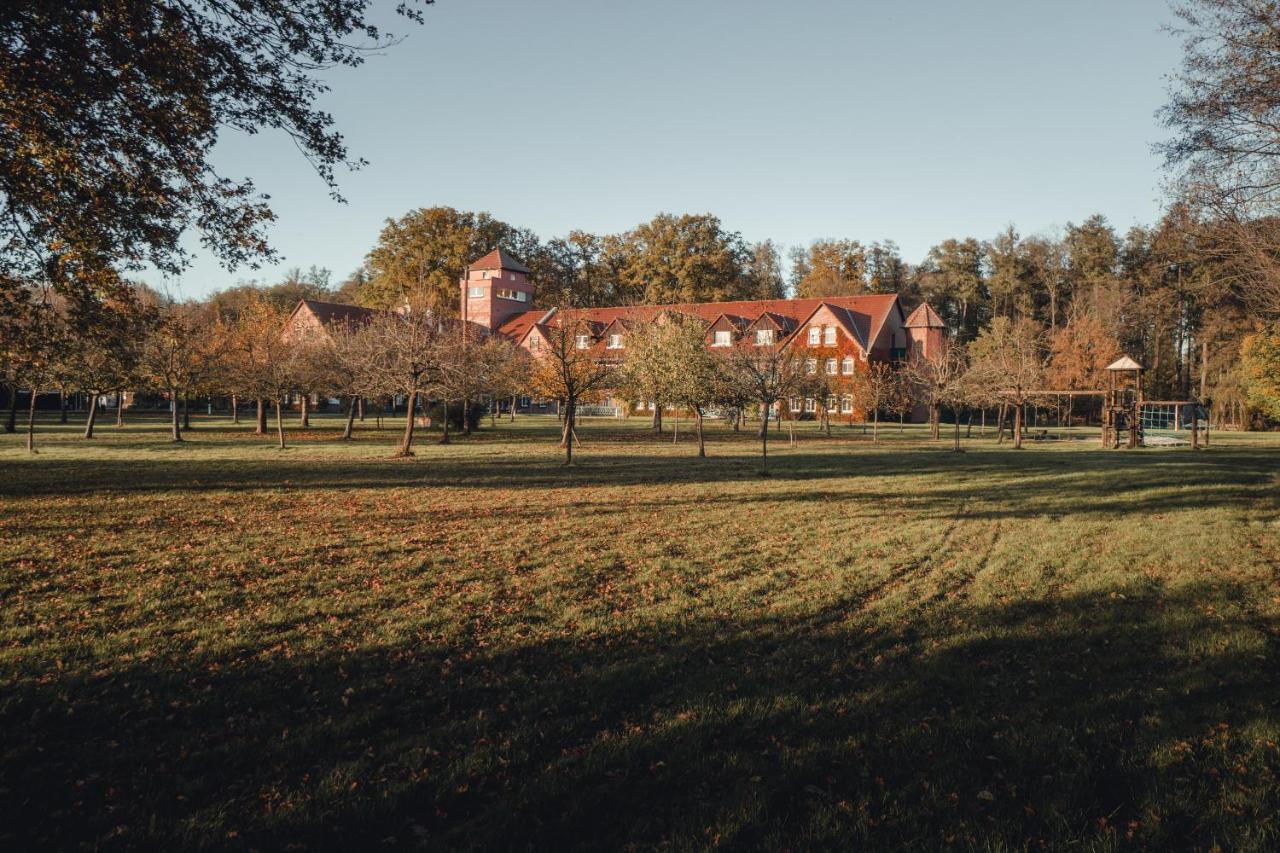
[142,301,225,443]
[905,342,969,449]
[1241,324,1280,419]
[1045,311,1122,424]
[859,362,899,442]
[915,238,987,339]
[363,207,537,310]
[867,240,908,293]
[529,317,614,465]
[968,318,1046,449]
[1,1,426,308]
[226,297,291,438]
[346,303,449,457]
[791,239,867,298]
[744,240,787,299]
[1160,0,1280,316]
[616,213,752,304]
[721,342,802,474]
[621,316,723,457]
[61,295,154,438]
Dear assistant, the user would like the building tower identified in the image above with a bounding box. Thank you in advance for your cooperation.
[460,249,534,331]
[904,302,945,360]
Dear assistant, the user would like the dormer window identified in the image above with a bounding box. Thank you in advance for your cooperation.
[467,286,485,298]
[841,356,855,374]
[576,334,590,350]
[607,333,623,349]
[823,326,836,346]
[713,330,732,347]
[808,327,821,345]
[755,329,774,346]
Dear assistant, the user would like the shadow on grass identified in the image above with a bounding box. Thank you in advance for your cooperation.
[3,583,1278,850]
[2,445,1276,523]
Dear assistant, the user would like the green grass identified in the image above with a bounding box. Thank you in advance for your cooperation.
[2,413,1278,850]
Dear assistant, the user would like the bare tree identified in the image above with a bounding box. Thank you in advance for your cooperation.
[967,318,1046,449]
[721,342,802,474]
[530,317,614,465]
[904,341,970,449]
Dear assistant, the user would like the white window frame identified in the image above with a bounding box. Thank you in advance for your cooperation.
[790,398,802,413]
[841,356,854,374]
[575,334,590,350]
[824,326,837,346]
[467,286,485,298]
[827,396,839,412]
[755,328,774,346]
[841,396,854,414]
[712,330,732,347]
[808,326,821,345]
[804,397,817,413]
[607,333,623,349]
[824,358,837,375]
[805,358,817,374]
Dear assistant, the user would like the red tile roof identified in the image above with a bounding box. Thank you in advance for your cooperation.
[295,299,380,328]
[904,302,944,328]
[469,248,530,274]
[497,294,902,352]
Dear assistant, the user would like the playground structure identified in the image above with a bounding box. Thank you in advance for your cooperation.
[1100,357,1208,449]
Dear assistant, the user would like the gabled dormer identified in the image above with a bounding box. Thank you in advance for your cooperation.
[706,313,747,348]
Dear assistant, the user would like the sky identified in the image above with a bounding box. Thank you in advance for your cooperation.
[150,0,1185,299]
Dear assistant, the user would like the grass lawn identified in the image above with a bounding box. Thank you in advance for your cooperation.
[1,412,1278,850]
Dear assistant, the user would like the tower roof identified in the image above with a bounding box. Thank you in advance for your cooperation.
[469,248,530,274]
[1106,356,1144,371]
[904,302,944,328]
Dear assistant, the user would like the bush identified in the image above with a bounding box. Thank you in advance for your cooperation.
[425,399,485,431]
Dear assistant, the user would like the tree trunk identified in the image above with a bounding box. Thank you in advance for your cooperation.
[931,403,940,440]
[83,393,99,439]
[510,395,516,423]
[1013,402,1024,449]
[358,396,365,422]
[115,390,124,426]
[562,398,576,464]
[759,400,770,474]
[953,408,962,452]
[439,399,451,444]
[255,398,266,435]
[171,389,183,442]
[300,394,310,428]
[996,403,1007,445]
[7,385,19,433]
[652,406,662,435]
[182,394,191,430]
[342,395,357,440]
[275,397,286,449]
[757,404,768,438]
[231,394,239,424]
[26,388,38,453]
[1200,340,1208,401]
[490,399,497,427]
[695,407,705,457]
[59,390,68,423]
[872,410,879,443]
[462,398,471,435]
[395,390,417,456]
[672,409,679,443]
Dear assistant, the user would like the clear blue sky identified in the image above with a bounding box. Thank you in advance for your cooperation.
[154,0,1182,299]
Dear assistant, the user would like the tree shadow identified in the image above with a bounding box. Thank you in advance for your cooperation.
[3,582,1278,850]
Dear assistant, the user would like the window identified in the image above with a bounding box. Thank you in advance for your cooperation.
[824,326,836,346]
[824,358,837,375]
[495,288,528,302]
[805,358,817,374]
[529,336,540,352]
[804,398,817,413]
[755,328,774,346]
[790,398,802,413]
[483,271,490,279]
[841,396,853,413]
[468,286,485,298]
[576,334,590,349]
[841,356,855,374]
[827,396,838,412]
[713,330,732,347]
[607,333,623,349]
[808,326,821,345]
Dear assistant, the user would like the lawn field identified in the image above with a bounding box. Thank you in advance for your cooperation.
[1,414,1278,850]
